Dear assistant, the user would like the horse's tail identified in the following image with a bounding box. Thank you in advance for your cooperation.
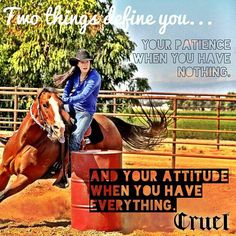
[108,101,171,150]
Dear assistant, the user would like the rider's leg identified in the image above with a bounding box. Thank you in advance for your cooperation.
[70,111,93,151]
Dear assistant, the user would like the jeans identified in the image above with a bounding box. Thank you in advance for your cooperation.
[69,111,93,151]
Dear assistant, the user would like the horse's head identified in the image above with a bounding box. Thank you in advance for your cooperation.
[35,87,71,143]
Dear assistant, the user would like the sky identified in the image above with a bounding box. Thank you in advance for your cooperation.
[112,0,236,93]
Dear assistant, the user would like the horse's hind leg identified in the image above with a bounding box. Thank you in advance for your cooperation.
[0,164,10,192]
[0,173,32,203]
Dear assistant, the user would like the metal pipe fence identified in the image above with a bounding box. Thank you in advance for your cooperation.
[1,87,236,168]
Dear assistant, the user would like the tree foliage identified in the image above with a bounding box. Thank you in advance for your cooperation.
[0,0,139,89]
[128,77,151,92]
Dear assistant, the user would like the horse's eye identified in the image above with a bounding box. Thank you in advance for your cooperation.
[43,103,49,108]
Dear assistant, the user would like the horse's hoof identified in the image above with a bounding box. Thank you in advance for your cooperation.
[53,181,69,189]
[53,175,69,189]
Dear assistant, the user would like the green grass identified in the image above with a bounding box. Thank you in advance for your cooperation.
[175,119,236,140]
[176,111,236,140]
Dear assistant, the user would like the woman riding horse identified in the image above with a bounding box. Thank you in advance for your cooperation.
[0,88,168,202]
[54,49,101,152]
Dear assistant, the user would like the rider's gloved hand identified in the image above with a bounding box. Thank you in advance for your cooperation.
[63,104,70,113]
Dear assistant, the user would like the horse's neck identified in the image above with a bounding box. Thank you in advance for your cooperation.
[15,112,46,146]
[3,107,47,159]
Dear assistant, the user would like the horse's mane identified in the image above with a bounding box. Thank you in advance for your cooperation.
[41,87,58,94]
[36,87,60,99]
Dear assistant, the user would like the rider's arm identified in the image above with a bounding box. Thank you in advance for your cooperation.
[63,75,101,104]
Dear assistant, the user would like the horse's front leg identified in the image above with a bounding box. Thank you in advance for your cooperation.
[0,164,11,192]
[0,173,32,202]
[53,142,69,188]
[0,145,45,203]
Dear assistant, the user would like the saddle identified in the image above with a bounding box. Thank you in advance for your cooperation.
[67,106,103,148]
[80,118,104,149]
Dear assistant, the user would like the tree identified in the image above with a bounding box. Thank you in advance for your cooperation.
[0,0,137,89]
[128,77,151,92]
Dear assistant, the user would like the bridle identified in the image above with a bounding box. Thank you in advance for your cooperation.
[29,89,55,141]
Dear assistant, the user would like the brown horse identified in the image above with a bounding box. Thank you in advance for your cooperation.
[0,88,168,202]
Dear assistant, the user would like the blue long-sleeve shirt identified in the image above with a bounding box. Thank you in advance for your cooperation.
[62,69,101,114]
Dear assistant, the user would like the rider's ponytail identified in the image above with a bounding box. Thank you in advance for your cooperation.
[53,67,77,87]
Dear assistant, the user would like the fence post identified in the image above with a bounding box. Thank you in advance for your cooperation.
[113,97,117,114]
[172,98,177,169]
[216,98,221,150]
[13,86,18,131]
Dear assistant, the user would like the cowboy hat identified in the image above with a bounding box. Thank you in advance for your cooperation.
[69,49,93,66]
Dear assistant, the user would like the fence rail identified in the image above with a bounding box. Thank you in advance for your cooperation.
[1,87,236,168]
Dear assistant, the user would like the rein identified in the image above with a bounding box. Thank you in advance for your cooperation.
[30,104,46,130]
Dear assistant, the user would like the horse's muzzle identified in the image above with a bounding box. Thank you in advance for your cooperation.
[58,136,65,143]
[50,123,65,143]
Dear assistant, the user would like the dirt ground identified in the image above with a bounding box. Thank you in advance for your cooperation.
[0,140,236,236]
